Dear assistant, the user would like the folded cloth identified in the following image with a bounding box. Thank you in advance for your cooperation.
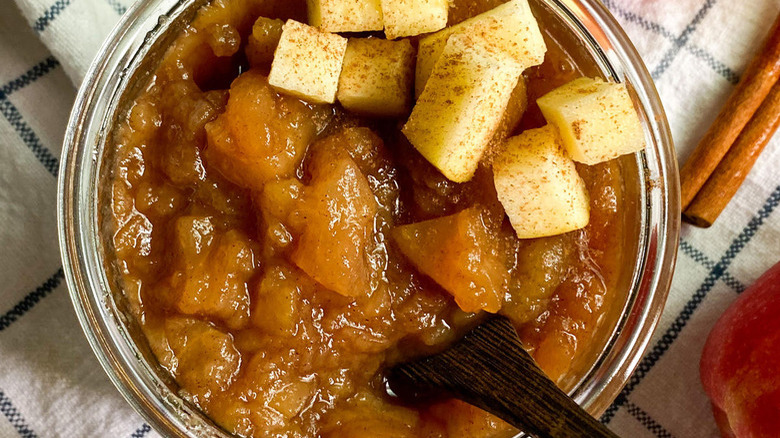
[0,0,778,436]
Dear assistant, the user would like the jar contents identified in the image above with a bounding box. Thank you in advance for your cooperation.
[107,0,641,436]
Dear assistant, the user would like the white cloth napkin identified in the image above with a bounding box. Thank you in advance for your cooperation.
[1,0,778,436]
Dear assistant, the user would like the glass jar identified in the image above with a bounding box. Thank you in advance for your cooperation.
[57,0,680,435]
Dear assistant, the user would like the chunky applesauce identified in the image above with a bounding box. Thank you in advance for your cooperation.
[108,0,627,436]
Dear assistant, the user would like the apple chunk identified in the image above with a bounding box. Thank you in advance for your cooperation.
[268,19,348,104]
[380,0,448,39]
[402,33,521,183]
[307,0,384,32]
[204,71,319,191]
[337,37,415,118]
[416,0,546,97]
[392,207,507,313]
[493,125,590,238]
[289,138,378,297]
[245,16,283,69]
[537,77,645,165]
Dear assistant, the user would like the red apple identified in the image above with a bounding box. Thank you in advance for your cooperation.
[700,260,780,438]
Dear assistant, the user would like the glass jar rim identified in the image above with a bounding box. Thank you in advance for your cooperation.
[57,0,680,435]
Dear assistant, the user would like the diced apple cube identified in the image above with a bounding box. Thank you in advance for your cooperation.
[268,20,348,104]
[537,77,646,165]
[380,0,448,39]
[245,16,283,68]
[493,125,590,238]
[337,37,415,117]
[491,77,528,147]
[416,0,547,97]
[307,0,384,32]
[392,207,508,313]
[402,33,521,182]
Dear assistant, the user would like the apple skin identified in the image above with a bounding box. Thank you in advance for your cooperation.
[700,260,780,438]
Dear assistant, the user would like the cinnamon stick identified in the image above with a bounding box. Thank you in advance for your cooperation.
[683,82,780,227]
[680,13,780,210]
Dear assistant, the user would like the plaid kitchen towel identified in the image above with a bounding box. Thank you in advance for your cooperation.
[1,0,779,436]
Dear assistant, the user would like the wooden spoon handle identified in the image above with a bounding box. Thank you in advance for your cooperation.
[389,316,619,438]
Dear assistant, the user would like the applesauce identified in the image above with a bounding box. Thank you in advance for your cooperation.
[107,0,626,436]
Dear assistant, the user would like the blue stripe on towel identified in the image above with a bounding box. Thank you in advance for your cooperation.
[679,241,746,293]
[603,0,738,84]
[602,184,780,423]
[104,0,127,16]
[651,0,719,79]
[0,268,64,332]
[32,0,74,33]
[602,0,676,39]
[0,97,60,177]
[1,56,60,96]
[684,45,740,85]
[0,57,62,177]
[130,423,152,438]
[625,401,675,438]
[0,390,38,438]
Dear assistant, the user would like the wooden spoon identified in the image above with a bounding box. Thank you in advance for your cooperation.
[385,315,619,438]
